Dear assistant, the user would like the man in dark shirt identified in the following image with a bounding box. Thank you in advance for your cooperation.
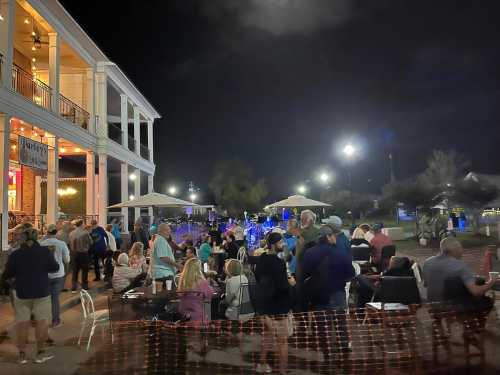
[302,223,354,354]
[3,227,59,364]
[90,220,108,281]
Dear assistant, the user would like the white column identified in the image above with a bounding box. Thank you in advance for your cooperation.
[0,113,10,250]
[120,94,128,149]
[133,106,140,155]
[34,176,41,230]
[48,33,60,114]
[86,151,95,217]
[97,153,108,226]
[85,67,95,134]
[95,68,108,139]
[147,174,153,220]
[134,168,141,222]
[147,119,153,162]
[46,136,58,224]
[0,0,15,90]
[120,162,129,233]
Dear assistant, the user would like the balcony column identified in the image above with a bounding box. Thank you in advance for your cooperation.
[147,174,154,222]
[48,33,60,114]
[85,67,95,134]
[95,67,108,139]
[147,119,153,162]
[0,113,11,250]
[133,106,140,155]
[46,136,59,225]
[86,151,95,217]
[0,0,15,90]
[97,153,108,226]
[120,162,129,233]
[120,94,128,148]
[134,168,141,223]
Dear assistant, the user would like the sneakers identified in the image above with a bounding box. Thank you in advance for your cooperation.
[19,351,28,365]
[256,363,272,373]
[71,289,77,294]
[34,351,54,364]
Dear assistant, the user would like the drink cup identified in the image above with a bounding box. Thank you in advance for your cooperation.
[166,280,173,291]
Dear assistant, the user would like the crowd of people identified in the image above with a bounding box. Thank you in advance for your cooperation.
[0,211,498,371]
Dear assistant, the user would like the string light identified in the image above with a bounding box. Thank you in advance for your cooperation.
[11,144,16,150]
[24,18,29,24]
[74,147,81,152]
[31,45,36,51]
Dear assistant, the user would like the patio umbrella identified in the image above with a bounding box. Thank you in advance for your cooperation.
[107,192,198,209]
[265,195,330,209]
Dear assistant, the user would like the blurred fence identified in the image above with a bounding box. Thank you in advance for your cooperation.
[77,302,500,374]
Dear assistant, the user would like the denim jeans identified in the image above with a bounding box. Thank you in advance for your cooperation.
[49,276,66,324]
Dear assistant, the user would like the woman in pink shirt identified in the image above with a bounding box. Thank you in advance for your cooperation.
[177,258,214,323]
[369,225,393,266]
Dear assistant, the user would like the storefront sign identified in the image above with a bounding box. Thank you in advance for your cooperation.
[18,136,48,170]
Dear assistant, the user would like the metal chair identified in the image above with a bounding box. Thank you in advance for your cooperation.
[345,262,361,312]
[351,246,371,261]
[78,290,111,351]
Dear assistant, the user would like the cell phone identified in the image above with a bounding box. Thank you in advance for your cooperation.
[203,263,208,273]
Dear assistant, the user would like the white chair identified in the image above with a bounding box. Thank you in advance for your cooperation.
[78,290,111,351]
[345,262,362,312]
[411,262,422,283]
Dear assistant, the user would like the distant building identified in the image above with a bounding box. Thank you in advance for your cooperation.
[0,0,160,249]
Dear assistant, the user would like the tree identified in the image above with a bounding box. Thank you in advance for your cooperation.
[208,159,267,217]
[419,149,470,190]
[320,189,374,219]
[452,178,498,234]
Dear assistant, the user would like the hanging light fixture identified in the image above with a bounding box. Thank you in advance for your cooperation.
[24,18,29,24]
[0,14,4,21]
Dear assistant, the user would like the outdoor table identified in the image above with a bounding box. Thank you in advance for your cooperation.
[109,286,178,322]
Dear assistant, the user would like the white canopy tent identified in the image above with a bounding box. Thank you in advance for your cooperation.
[108,192,198,209]
[265,195,331,209]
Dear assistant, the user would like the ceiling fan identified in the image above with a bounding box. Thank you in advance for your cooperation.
[22,18,49,50]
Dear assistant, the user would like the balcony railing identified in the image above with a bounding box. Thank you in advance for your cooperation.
[59,93,89,130]
[128,135,136,153]
[108,122,123,144]
[140,143,150,160]
[12,63,52,110]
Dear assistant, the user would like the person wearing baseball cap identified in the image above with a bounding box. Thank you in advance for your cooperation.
[301,220,354,354]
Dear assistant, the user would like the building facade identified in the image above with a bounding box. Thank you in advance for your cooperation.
[0,0,160,250]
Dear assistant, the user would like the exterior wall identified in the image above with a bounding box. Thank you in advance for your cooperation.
[60,72,85,108]
[21,165,37,214]
[13,48,31,71]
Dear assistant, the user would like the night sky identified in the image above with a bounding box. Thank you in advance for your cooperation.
[60,0,500,202]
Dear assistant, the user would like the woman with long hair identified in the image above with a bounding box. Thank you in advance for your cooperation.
[177,258,214,322]
[129,242,148,273]
[224,259,254,321]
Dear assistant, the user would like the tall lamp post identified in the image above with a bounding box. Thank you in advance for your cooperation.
[343,143,356,226]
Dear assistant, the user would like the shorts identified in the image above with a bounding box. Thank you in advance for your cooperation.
[13,293,51,322]
[262,313,294,338]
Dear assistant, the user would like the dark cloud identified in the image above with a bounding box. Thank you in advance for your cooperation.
[205,0,353,35]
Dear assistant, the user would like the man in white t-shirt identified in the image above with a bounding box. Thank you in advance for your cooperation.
[40,224,70,328]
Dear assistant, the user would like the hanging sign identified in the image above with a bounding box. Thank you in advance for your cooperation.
[18,135,48,170]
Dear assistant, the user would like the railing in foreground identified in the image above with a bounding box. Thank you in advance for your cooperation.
[59,93,90,130]
[12,64,52,110]
[81,302,500,374]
